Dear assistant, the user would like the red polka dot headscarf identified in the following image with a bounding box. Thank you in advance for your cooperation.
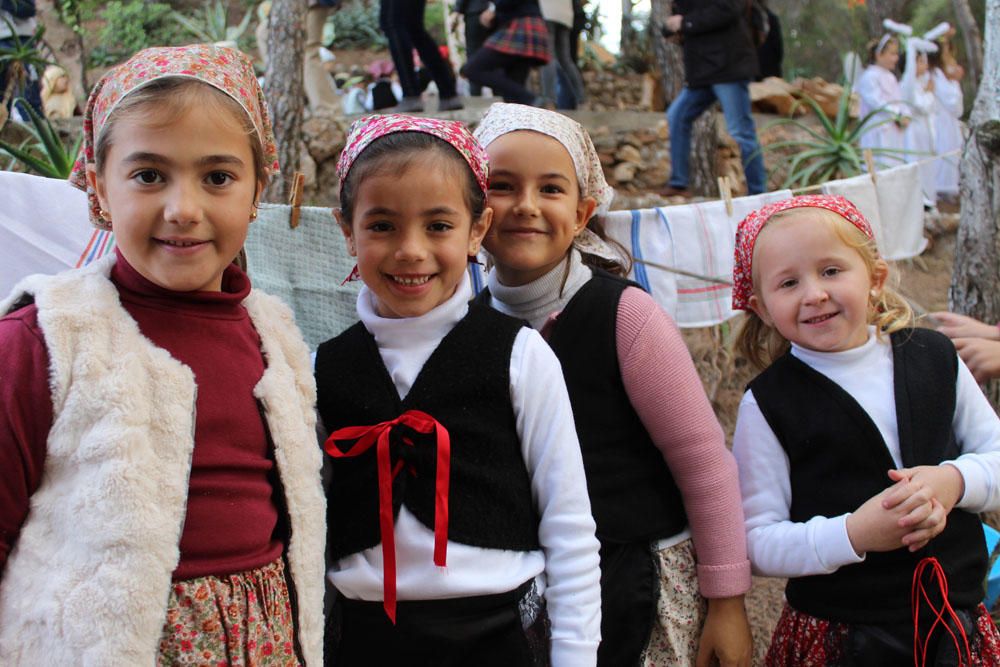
[731,195,876,310]
[337,114,489,197]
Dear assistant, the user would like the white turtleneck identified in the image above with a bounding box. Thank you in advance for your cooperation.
[734,328,1000,579]
[487,249,592,332]
[326,274,601,666]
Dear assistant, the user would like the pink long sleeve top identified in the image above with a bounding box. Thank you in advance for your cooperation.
[486,251,751,598]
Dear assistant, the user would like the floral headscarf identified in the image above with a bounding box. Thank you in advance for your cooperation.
[68,44,279,228]
[337,114,489,197]
[731,194,876,310]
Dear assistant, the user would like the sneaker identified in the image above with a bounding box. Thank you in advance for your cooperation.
[658,185,690,198]
[437,96,464,111]
[394,96,425,113]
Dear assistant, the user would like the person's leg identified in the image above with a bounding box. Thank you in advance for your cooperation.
[552,24,585,105]
[555,68,575,109]
[380,0,420,99]
[665,86,716,190]
[712,81,767,194]
[464,13,489,96]
[406,0,458,99]
[303,4,339,111]
[462,49,537,105]
[539,21,560,105]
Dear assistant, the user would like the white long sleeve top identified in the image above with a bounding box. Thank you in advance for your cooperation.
[733,329,1000,579]
[857,64,907,158]
[327,274,602,666]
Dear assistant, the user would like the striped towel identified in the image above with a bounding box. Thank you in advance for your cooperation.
[0,170,106,299]
[604,190,793,328]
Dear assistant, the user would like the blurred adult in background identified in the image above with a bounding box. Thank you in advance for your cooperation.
[538,0,586,108]
[380,0,463,112]
[755,1,783,80]
[661,0,765,197]
[461,0,551,106]
[454,0,493,96]
[304,0,342,112]
[0,0,42,116]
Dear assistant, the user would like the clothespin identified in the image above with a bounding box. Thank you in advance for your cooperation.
[288,171,305,229]
[863,149,878,185]
[717,176,734,217]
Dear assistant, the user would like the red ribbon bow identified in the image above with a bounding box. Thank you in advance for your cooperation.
[324,410,451,624]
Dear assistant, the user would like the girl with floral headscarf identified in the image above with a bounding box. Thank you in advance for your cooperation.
[473,103,754,667]
[0,45,325,665]
[731,195,1000,664]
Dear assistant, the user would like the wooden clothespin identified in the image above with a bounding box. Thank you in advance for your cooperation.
[288,171,305,229]
[717,175,734,217]
[863,149,878,185]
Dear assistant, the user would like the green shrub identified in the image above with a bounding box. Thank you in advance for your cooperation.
[328,0,385,50]
[95,0,178,65]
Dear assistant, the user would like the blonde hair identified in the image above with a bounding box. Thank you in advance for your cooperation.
[736,208,913,370]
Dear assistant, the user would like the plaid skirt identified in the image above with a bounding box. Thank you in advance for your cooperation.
[765,601,1000,666]
[485,16,551,65]
[158,557,300,666]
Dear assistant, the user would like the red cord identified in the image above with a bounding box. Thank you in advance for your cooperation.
[911,556,972,666]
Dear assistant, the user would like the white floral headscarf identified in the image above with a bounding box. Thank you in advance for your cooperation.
[474,103,623,263]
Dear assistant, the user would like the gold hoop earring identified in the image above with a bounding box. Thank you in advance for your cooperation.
[249,204,258,221]
[97,208,112,230]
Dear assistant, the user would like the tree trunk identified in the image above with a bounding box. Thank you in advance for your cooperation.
[951,0,984,90]
[949,0,1000,407]
[690,110,718,197]
[263,0,307,203]
[865,0,913,36]
[649,0,684,107]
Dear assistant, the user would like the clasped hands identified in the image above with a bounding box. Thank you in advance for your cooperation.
[846,464,965,556]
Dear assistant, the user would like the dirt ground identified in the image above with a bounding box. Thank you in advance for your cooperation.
[682,215,959,665]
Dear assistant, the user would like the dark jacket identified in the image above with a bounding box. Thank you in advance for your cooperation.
[673,0,759,87]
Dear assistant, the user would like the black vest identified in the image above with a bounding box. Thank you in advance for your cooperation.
[749,328,987,624]
[315,304,540,561]
[480,272,688,543]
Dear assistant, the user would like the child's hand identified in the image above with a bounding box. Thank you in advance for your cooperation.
[846,478,937,554]
[696,596,752,667]
[886,465,965,514]
[930,311,1000,341]
[953,337,1000,383]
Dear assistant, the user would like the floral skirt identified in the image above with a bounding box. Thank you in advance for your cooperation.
[158,557,300,666]
[765,601,1000,666]
[641,538,708,666]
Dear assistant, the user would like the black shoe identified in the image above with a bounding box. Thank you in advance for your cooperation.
[393,96,425,113]
[437,96,464,111]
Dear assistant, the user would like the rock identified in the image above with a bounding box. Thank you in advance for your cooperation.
[615,144,642,163]
[612,161,639,183]
[303,110,347,164]
[750,77,800,116]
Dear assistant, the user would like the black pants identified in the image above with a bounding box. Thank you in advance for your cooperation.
[461,47,535,105]
[328,581,550,666]
[462,12,493,96]
[597,541,659,667]
[379,0,457,99]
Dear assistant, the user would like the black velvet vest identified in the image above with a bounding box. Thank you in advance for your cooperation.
[315,304,540,560]
[480,272,688,543]
[749,328,987,623]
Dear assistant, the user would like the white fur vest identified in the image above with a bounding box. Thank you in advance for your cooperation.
[0,255,326,666]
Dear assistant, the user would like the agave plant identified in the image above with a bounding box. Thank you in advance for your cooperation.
[0,98,82,178]
[170,0,253,47]
[758,82,914,189]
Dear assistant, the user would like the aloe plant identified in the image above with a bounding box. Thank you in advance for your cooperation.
[170,0,253,47]
[0,98,82,178]
[758,82,915,189]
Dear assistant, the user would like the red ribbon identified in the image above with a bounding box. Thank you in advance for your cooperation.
[324,410,451,624]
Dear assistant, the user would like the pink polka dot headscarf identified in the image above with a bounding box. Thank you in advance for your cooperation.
[68,44,279,229]
[337,114,489,197]
[731,195,876,310]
